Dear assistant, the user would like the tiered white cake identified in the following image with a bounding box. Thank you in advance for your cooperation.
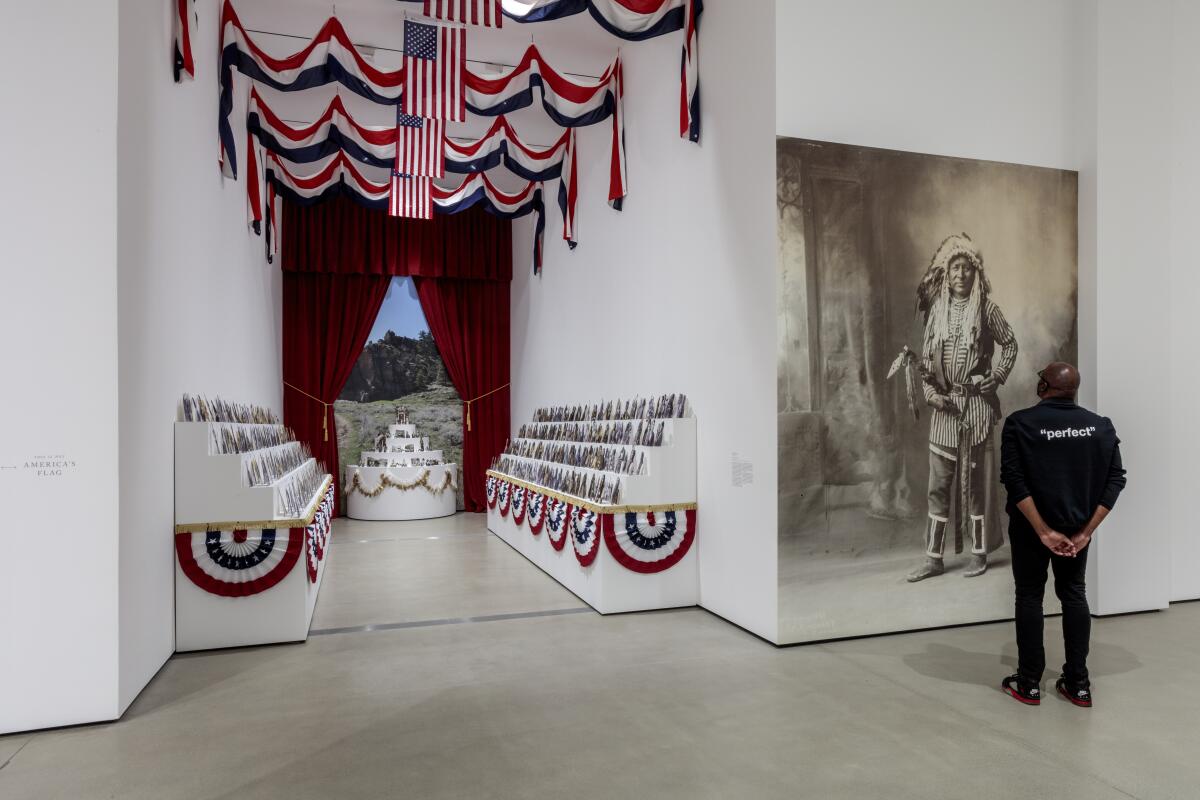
[356,423,445,466]
[174,408,335,653]
[346,413,457,521]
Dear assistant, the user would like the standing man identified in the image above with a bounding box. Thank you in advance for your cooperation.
[999,363,1126,707]
[907,234,1019,582]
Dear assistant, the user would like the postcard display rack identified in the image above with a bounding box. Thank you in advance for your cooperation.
[345,409,457,521]
[486,395,697,614]
[173,396,335,652]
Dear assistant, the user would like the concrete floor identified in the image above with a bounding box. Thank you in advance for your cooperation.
[1,514,1198,799]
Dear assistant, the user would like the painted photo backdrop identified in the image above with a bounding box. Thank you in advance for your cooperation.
[776,138,1078,644]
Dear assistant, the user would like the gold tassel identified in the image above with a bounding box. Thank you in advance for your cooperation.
[462,383,510,435]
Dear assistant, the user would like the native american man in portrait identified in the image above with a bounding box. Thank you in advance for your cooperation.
[905,233,1018,582]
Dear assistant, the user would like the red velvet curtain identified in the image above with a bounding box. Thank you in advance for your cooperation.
[282,194,512,279]
[283,272,391,517]
[414,277,511,512]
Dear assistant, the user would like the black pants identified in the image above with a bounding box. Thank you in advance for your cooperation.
[1009,518,1091,686]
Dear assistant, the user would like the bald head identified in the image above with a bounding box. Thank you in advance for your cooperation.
[1038,362,1080,400]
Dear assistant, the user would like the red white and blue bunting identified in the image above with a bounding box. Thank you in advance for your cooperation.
[432,172,547,271]
[259,152,546,271]
[602,508,695,574]
[246,92,578,250]
[570,506,601,566]
[510,485,528,525]
[465,45,625,209]
[545,497,571,550]
[175,483,335,598]
[173,0,196,82]
[497,480,512,517]
[304,483,336,583]
[488,477,695,572]
[220,1,623,211]
[526,491,547,534]
[175,526,303,598]
[405,0,704,141]
[218,1,404,178]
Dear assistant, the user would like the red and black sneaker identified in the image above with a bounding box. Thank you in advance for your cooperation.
[1002,674,1041,705]
[1056,677,1093,707]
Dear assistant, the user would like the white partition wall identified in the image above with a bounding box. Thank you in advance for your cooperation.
[777,0,1197,627]
[1088,1,1173,614]
[0,0,121,733]
[510,1,779,641]
[1168,0,1200,602]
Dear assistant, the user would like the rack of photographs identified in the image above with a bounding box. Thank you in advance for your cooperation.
[491,455,624,505]
[182,393,280,425]
[533,393,688,423]
[485,393,698,615]
[515,420,666,447]
[503,440,648,475]
[174,394,332,526]
[243,442,313,487]
[489,393,694,510]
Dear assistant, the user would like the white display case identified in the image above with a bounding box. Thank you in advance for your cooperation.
[487,408,698,614]
[173,420,333,652]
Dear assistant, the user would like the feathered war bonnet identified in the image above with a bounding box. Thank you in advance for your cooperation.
[917,233,990,352]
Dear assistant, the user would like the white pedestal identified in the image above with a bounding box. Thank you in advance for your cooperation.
[345,464,458,520]
[487,504,698,614]
[175,533,332,652]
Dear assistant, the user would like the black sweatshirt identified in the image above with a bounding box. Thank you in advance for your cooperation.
[1000,397,1127,532]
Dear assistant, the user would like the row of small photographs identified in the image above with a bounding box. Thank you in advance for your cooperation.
[491,456,622,505]
[374,432,431,452]
[277,460,327,518]
[503,440,648,476]
[516,419,667,447]
[181,393,280,425]
[363,456,444,467]
[533,394,688,424]
[243,441,313,487]
[209,422,296,455]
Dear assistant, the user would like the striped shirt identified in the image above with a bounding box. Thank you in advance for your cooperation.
[923,299,1018,449]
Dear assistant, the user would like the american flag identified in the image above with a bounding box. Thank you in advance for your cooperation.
[424,0,503,28]
[403,19,466,122]
[396,112,445,177]
[390,173,433,220]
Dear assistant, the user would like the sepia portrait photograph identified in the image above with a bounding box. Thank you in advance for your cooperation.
[777,138,1079,643]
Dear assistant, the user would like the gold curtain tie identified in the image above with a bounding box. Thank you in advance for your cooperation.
[284,382,332,441]
[464,383,510,432]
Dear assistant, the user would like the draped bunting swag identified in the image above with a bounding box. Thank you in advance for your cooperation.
[220,0,623,211]
[411,0,704,141]
[173,0,196,82]
[463,45,625,209]
[261,151,546,272]
[246,90,577,249]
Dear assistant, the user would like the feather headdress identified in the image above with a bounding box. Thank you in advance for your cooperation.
[917,233,989,352]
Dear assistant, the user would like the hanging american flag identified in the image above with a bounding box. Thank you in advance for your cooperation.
[403,19,467,122]
[396,112,445,177]
[390,173,434,219]
[424,0,503,28]
[173,0,196,81]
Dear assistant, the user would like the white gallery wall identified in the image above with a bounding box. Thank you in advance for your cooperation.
[511,1,780,640]
[778,0,1192,617]
[1167,0,1200,602]
[0,0,121,733]
[117,0,284,711]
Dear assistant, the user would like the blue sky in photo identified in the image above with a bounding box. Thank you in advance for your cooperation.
[367,277,430,342]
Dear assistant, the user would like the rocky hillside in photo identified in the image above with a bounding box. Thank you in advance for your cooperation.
[340,330,449,403]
